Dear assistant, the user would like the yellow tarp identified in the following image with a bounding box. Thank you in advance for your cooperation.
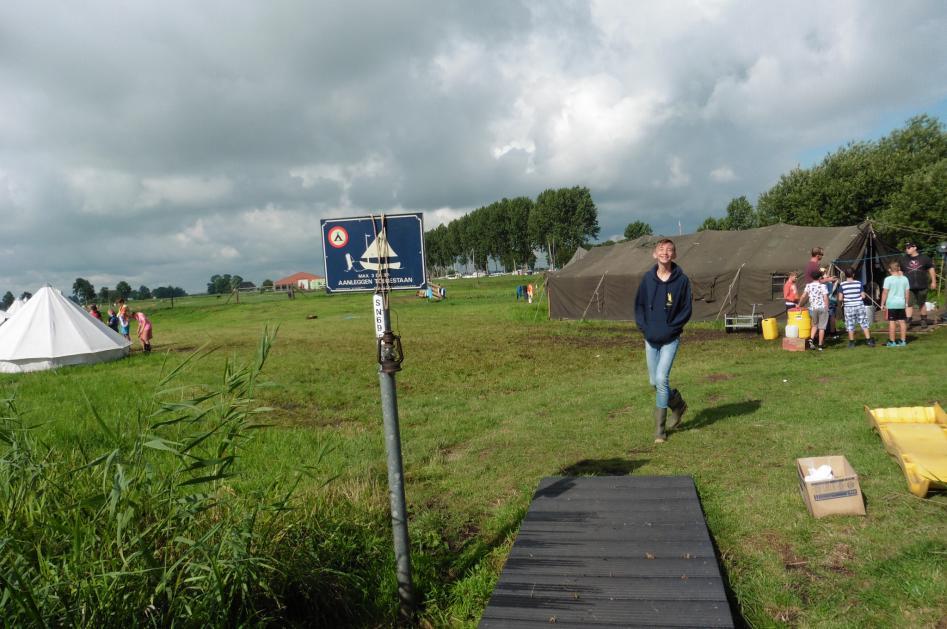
[866,404,947,497]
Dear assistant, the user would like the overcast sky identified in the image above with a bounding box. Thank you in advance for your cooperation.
[2,1,946,297]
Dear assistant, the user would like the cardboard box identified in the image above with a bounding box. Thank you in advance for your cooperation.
[782,337,806,352]
[796,455,865,518]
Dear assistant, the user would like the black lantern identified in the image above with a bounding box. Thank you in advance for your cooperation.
[377,330,404,374]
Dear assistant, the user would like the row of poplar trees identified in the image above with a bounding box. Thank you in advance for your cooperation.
[424,186,599,276]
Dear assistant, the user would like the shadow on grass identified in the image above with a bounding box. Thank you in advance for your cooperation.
[681,399,762,431]
[558,457,649,476]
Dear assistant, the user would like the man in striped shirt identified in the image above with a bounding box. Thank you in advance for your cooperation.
[838,267,875,348]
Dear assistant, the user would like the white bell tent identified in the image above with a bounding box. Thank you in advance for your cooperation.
[1,297,28,328]
[5,297,26,317]
[0,287,131,373]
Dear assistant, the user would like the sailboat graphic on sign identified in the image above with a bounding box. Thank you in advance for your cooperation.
[360,229,402,270]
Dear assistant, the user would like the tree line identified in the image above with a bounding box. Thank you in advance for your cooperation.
[206,275,275,294]
[1,291,32,310]
[696,114,947,251]
[2,272,280,310]
[424,186,600,276]
[69,278,186,305]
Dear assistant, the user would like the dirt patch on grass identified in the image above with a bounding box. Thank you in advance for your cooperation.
[537,324,728,349]
[767,606,801,625]
[704,373,733,382]
[753,531,809,572]
[825,543,855,575]
[771,539,807,571]
[270,404,360,430]
[450,521,481,552]
[163,345,198,353]
[413,497,482,556]
[684,328,730,342]
[578,325,632,335]
[551,333,630,349]
[442,444,466,462]
[606,405,633,420]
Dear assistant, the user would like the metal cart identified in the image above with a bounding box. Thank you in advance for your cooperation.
[725,303,764,333]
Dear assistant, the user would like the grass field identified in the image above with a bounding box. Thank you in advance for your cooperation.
[2,277,945,627]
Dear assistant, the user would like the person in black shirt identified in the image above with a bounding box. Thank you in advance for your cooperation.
[900,242,937,328]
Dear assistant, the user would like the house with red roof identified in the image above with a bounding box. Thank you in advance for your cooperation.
[273,272,326,291]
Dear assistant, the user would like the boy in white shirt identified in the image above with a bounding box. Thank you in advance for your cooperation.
[798,270,829,351]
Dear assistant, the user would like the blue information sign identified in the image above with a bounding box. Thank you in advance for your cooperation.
[321,213,427,293]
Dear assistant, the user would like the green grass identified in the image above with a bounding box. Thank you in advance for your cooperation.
[2,277,946,627]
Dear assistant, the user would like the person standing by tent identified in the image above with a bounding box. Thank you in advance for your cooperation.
[805,247,837,286]
[634,238,693,444]
[798,269,830,351]
[783,271,800,310]
[839,267,875,348]
[900,242,937,328]
[115,299,131,341]
[882,260,910,346]
[130,310,153,352]
[106,308,119,333]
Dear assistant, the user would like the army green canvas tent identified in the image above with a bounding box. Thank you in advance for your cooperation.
[563,246,588,268]
[548,222,895,322]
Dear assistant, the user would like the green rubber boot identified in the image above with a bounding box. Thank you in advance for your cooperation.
[654,407,668,443]
[667,389,687,431]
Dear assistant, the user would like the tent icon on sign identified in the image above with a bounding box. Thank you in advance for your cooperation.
[346,229,402,271]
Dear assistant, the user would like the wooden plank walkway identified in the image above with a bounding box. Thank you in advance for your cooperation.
[479,476,735,628]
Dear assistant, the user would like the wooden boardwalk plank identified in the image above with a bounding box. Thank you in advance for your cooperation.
[492,574,728,600]
[479,476,734,628]
[501,555,724,578]
[479,598,734,628]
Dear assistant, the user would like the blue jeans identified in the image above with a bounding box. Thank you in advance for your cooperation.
[645,338,680,408]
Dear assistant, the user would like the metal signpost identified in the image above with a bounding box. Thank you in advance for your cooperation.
[320,213,426,618]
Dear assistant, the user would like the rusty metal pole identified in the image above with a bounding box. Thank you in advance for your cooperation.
[374,292,415,618]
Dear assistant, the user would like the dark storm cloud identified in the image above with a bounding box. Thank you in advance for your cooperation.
[1,0,945,296]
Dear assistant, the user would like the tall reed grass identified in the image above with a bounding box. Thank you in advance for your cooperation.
[0,328,336,626]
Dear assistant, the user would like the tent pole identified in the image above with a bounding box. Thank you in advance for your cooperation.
[716,263,745,321]
[532,278,550,322]
[939,256,945,301]
[580,272,608,321]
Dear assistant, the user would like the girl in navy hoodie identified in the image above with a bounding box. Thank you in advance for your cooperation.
[634,239,693,443]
